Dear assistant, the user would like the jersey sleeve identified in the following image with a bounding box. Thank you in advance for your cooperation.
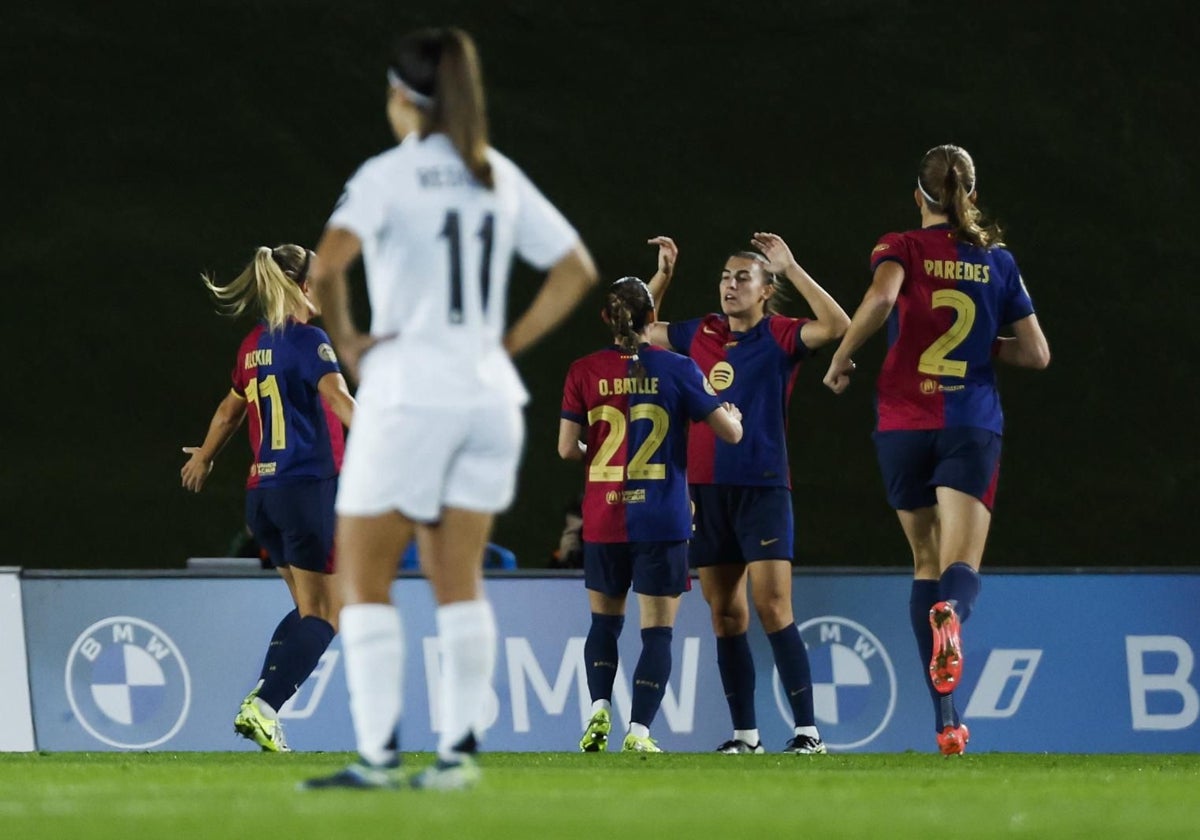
[294,326,343,388]
[767,315,812,360]
[230,355,247,398]
[1000,253,1037,326]
[510,162,579,271]
[677,357,723,422]
[666,318,702,356]
[326,160,391,245]
[560,361,587,424]
[870,232,908,273]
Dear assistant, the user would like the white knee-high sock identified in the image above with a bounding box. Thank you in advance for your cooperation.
[340,603,404,766]
[435,598,496,760]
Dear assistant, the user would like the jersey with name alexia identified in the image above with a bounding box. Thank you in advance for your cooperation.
[327,132,579,408]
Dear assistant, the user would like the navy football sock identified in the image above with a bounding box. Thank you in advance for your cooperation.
[767,624,815,727]
[630,627,673,728]
[258,608,301,684]
[939,562,982,623]
[716,633,757,730]
[584,613,624,703]
[257,615,336,712]
[911,579,957,730]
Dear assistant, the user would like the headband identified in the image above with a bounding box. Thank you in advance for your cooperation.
[387,67,434,108]
[917,173,977,207]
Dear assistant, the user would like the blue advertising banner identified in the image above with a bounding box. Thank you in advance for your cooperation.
[20,572,1200,753]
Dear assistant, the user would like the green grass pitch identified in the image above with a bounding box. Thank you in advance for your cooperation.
[2,752,1198,838]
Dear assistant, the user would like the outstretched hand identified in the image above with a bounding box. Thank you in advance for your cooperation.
[648,236,678,277]
[750,232,797,275]
[180,447,213,493]
[823,356,857,394]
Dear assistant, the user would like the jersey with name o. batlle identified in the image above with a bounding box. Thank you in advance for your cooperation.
[561,345,721,543]
[327,132,579,408]
[870,225,1035,433]
[231,321,345,489]
[667,314,810,488]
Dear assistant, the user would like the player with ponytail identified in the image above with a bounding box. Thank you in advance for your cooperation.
[560,276,742,753]
[304,27,597,790]
[824,144,1050,754]
[182,244,356,752]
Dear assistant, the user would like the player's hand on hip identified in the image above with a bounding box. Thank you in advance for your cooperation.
[750,232,797,275]
[647,236,678,276]
[180,447,213,493]
[338,332,395,384]
[823,357,856,394]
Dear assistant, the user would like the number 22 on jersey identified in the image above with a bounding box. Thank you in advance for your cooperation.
[586,405,669,482]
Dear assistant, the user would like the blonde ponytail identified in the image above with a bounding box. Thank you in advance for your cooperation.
[202,244,311,331]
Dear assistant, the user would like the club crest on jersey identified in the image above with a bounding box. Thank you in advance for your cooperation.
[708,361,735,392]
[774,616,897,749]
[65,616,192,749]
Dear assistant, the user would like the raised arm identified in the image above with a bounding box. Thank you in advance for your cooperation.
[823,261,905,394]
[643,236,678,349]
[995,314,1051,369]
[751,232,850,350]
[504,242,599,358]
[318,371,357,428]
[180,390,248,492]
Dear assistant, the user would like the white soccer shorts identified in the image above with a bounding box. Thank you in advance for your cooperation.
[336,401,525,521]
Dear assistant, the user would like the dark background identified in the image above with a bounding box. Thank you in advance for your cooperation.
[5,0,1195,570]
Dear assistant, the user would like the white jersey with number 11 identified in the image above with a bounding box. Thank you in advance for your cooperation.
[327,131,578,408]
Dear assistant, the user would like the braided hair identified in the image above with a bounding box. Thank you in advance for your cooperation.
[603,276,655,381]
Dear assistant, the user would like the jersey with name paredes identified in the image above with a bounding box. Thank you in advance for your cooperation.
[870,225,1035,433]
[232,321,345,488]
[667,314,810,487]
[328,132,579,409]
[561,345,721,543]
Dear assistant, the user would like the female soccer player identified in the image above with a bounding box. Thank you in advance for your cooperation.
[823,145,1050,755]
[560,277,743,753]
[181,243,356,752]
[302,27,597,790]
[645,233,850,755]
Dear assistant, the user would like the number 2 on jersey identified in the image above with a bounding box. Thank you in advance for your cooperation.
[586,405,669,483]
[440,210,496,324]
[918,289,976,378]
[245,375,286,450]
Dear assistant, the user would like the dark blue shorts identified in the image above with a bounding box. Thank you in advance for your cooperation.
[584,540,690,597]
[245,477,337,573]
[873,428,1002,511]
[688,485,794,567]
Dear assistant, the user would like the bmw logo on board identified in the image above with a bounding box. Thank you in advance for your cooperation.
[65,616,192,749]
[773,616,897,750]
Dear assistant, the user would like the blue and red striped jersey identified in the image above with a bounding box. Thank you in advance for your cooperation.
[561,344,721,543]
[666,313,809,487]
[231,320,346,488]
[870,225,1035,433]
